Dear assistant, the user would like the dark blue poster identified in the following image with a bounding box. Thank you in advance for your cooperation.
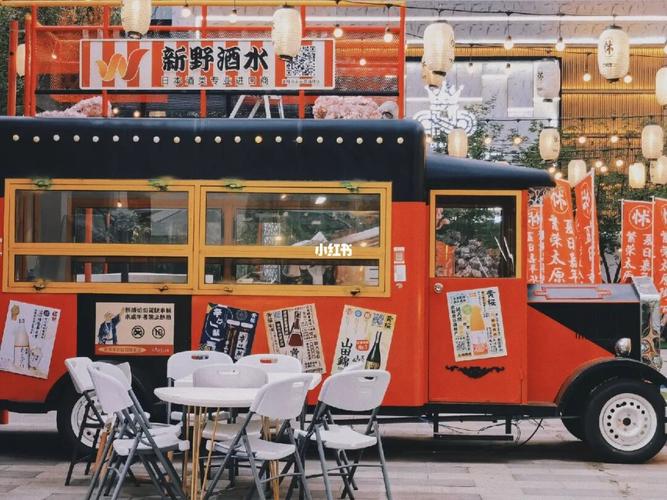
[199,303,258,361]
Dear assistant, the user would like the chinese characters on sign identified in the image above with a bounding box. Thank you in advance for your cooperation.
[0,301,60,379]
[653,198,667,315]
[542,179,579,283]
[199,304,258,362]
[574,171,602,284]
[331,306,397,373]
[446,287,507,362]
[314,242,352,257]
[526,201,544,284]
[80,39,335,90]
[620,200,653,282]
[264,304,325,373]
[95,302,174,356]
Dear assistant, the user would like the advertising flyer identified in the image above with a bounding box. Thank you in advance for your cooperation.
[199,304,259,362]
[332,306,397,373]
[446,287,507,361]
[95,302,174,356]
[0,301,61,379]
[264,304,325,373]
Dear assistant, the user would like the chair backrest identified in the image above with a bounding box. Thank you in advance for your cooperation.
[116,362,132,384]
[65,357,94,394]
[90,361,132,391]
[318,370,390,412]
[88,366,133,415]
[250,374,311,420]
[193,364,268,389]
[342,362,365,372]
[237,353,302,373]
[167,350,233,380]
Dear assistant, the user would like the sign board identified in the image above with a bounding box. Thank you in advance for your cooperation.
[95,302,174,356]
[80,39,336,90]
[199,303,258,362]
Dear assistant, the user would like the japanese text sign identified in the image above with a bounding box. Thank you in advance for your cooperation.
[574,171,602,284]
[620,200,653,282]
[653,198,667,312]
[80,39,335,90]
[543,179,579,283]
[199,304,258,362]
[526,203,543,284]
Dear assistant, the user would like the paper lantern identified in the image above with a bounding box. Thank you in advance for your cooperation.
[539,128,561,161]
[447,128,468,158]
[641,124,663,160]
[423,22,455,76]
[629,162,646,189]
[272,6,302,61]
[421,60,444,89]
[568,159,587,187]
[121,0,152,39]
[597,26,630,81]
[652,156,667,184]
[15,43,25,77]
[657,67,667,106]
[534,60,560,100]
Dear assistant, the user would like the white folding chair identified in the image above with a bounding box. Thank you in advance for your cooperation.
[203,375,313,500]
[297,370,392,500]
[166,350,233,422]
[85,365,188,500]
[64,357,106,486]
[237,353,302,373]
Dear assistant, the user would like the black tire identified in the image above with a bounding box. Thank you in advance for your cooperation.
[561,416,586,441]
[583,378,666,463]
[56,383,98,456]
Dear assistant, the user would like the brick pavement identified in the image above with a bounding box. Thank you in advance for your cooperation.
[1,412,666,499]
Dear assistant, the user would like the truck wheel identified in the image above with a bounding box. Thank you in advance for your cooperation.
[561,417,585,441]
[56,386,101,455]
[584,378,666,463]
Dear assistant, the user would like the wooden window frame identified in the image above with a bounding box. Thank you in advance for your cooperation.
[198,181,392,297]
[429,189,523,279]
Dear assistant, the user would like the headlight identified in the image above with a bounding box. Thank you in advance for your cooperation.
[615,338,632,357]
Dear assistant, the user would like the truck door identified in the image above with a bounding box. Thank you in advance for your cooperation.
[428,190,527,404]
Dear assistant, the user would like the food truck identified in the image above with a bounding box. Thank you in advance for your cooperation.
[0,117,665,464]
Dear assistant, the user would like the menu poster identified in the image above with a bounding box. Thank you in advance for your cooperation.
[95,302,174,356]
[446,287,507,362]
[199,304,259,362]
[264,304,325,373]
[0,301,61,379]
[332,306,397,373]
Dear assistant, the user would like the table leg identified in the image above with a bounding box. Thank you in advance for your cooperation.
[201,407,220,498]
[262,418,280,500]
[183,407,190,495]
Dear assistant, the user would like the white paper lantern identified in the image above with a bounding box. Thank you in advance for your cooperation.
[272,6,302,61]
[423,22,456,76]
[421,60,444,89]
[534,60,560,100]
[657,67,667,106]
[15,43,25,77]
[447,128,468,158]
[597,26,630,81]
[121,0,152,39]
[567,159,587,187]
[539,128,561,161]
[652,156,667,184]
[629,162,646,188]
[641,124,664,160]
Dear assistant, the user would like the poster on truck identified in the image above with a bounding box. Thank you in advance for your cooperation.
[264,304,325,373]
[446,287,507,361]
[332,306,397,373]
[199,304,258,362]
[95,302,174,356]
[0,301,61,379]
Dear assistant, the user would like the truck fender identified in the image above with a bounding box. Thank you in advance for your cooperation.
[556,358,667,417]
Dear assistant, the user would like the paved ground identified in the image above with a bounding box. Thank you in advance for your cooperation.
[1,411,667,500]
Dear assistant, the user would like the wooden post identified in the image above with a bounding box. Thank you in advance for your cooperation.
[398,5,406,119]
[30,6,37,116]
[7,20,18,116]
[23,13,32,116]
[200,5,208,118]
[102,6,110,117]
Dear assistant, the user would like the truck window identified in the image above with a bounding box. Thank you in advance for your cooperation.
[432,194,518,279]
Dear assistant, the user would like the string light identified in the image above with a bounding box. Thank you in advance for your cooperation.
[359,57,367,66]
[229,8,238,23]
[582,52,591,81]
[181,4,192,18]
[548,165,557,174]
[578,135,587,144]
[133,110,141,118]
[483,136,492,146]
[512,135,522,145]
[601,165,609,174]
[555,13,565,51]
[615,158,624,168]
[383,27,394,43]
[503,12,513,50]
[583,72,592,82]
[595,159,603,168]
[610,134,619,143]
[554,171,563,180]
[623,74,633,84]
[333,24,344,38]
[467,61,474,74]
[504,62,512,74]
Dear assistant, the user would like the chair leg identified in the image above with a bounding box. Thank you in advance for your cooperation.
[289,440,312,500]
[243,435,267,500]
[65,401,92,486]
[85,426,102,476]
[339,450,359,492]
[110,442,138,500]
[315,428,333,500]
[334,452,355,500]
[374,423,392,500]
[84,423,115,500]
[140,454,166,496]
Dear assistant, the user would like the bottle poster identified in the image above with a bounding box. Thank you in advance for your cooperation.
[446,287,507,362]
[332,306,397,373]
[95,302,174,356]
[199,304,258,362]
[264,304,325,373]
[0,301,61,379]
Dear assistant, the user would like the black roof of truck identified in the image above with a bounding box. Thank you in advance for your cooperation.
[0,117,553,200]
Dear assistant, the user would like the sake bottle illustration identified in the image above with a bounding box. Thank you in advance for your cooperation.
[288,311,304,358]
[365,331,382,369]
[14,318,30,371]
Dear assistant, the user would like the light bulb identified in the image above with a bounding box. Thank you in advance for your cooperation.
[181,6,192,18]
[555,37,566,52]
[554,171,563,180]
[383,27,394,43]
[504,62,512,74]
[112,107,120,116]
[51,52,58,60]
[229,8,238,23]
[483,136,492,146]
[595,159,603,168]
[503,35,514,50]
[359,57,367,67]
[133,110,141,118]
[333,24,344,38]
[601,165,609,174]
[583,72,592,82]
[578,135,587,144]
[616,158,624,168]
[548,165,557,174]
[610,134,619,143]
[467,62,474,74]
[512,135,522,145]
[623,74,633,84]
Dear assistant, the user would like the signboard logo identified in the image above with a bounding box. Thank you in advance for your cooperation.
[96,49,149,82]
[628,206,652,231]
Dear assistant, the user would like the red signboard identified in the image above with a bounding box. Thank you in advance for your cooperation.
[620,200,653,282]
[543,179,578,283]
[527,204,543,284]
[652,198,667,312]
[574,171,602,284]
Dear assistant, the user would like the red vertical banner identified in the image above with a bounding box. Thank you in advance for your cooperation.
[620,200,653,282]
[652,198,667,311]
[527,204,543,283]
[574,171,602,284]
[543,179,578,283]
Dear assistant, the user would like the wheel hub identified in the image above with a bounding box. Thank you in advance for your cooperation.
[599,393,657,452]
